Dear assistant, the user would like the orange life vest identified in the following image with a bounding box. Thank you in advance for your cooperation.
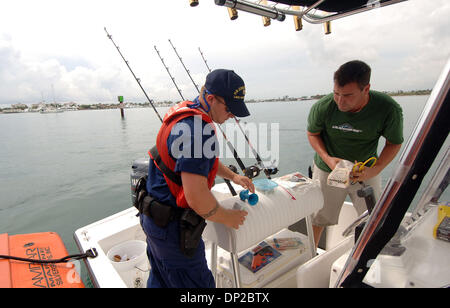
[148,101,219,209]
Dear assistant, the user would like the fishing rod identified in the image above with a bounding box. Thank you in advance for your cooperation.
[168,39,200,93]
[198,47,280,178]
[196,47,278,179]
[197,47,297,200]
[198,47,212,73]
[104,27,163,123]
[155,46,251,196]
[168,39,253,177]
[170,39,274,179]
[105,30,241,199]
[154,45,185,101]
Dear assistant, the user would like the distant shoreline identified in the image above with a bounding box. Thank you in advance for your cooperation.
[0,91,431,114]
[247,90,431,103]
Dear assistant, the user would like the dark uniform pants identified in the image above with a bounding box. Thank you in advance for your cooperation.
[140,214,215,288]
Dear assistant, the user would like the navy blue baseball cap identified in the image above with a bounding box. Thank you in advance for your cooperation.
[205,69,250,117]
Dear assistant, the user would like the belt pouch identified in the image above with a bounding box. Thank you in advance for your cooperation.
[140,195,153,215]
[145,200,173,228]
[180,209,207,258]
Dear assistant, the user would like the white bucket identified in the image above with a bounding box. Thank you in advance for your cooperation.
[107,240,147,272]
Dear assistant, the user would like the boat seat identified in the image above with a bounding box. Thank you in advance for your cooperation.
[296,235,354,288]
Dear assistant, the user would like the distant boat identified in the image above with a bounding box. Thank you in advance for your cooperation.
[39,108,64,114]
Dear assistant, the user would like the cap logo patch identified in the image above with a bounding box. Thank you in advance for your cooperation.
[233,86,245,100]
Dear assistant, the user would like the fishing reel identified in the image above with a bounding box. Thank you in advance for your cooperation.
[229,161,278,180]
[259,160,279,179]
[244,165,279,179]
[244,165,261,179]
[228,164,260,179]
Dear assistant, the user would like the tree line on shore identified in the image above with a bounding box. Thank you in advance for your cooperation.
[0,89,432,113]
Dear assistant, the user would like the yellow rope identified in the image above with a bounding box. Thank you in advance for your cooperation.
[352,157,377,173]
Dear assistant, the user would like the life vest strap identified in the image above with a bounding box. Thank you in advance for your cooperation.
[149,145,182,186]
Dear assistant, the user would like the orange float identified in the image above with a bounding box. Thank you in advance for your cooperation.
[0,232,84,288]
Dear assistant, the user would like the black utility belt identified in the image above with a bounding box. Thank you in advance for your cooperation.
[140,195,183,228]
[139,195,207,258]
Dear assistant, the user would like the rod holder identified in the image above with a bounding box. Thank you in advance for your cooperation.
[324,21,331,34]
[189,0,199,7]
[261,0,270,26]
[228,7,238,20]
[216,0,285,22]
[292,6,303,31]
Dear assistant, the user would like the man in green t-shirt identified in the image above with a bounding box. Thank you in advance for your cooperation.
[307,60,403,247]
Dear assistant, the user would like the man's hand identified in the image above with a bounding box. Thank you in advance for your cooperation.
[307,131,342,171]
[232,174,255,193]
[351,164,381,182]
[217,161,255,193]
[324,156,342,171]
[223,208,248,229]
[351,141,402,183]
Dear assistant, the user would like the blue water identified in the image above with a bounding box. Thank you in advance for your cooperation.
[1,95,447,285]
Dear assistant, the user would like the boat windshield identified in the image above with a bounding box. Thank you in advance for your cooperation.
[361,141,450,288]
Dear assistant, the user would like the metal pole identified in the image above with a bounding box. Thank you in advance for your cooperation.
[305,215,317,258]
[210,242,218,286]
[118,95,125,118]
[228,229,242,288]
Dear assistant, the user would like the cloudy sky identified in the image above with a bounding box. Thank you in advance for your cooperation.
[0,0,449,106]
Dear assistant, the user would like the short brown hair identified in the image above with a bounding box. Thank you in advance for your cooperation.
[334,60,371,90]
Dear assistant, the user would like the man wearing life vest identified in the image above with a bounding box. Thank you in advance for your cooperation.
[141,69,254,288]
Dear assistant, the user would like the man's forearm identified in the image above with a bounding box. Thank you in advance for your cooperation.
[307,131,343,170]
[375,141,402,172]
[216,161,235,180]
[181,171,233,224]
[307,132,329,162]
[187,189,237,227]
[352,141,402,182]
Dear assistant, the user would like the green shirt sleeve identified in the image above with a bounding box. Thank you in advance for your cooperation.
[381,100,404,145]
[307,94,332,133]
